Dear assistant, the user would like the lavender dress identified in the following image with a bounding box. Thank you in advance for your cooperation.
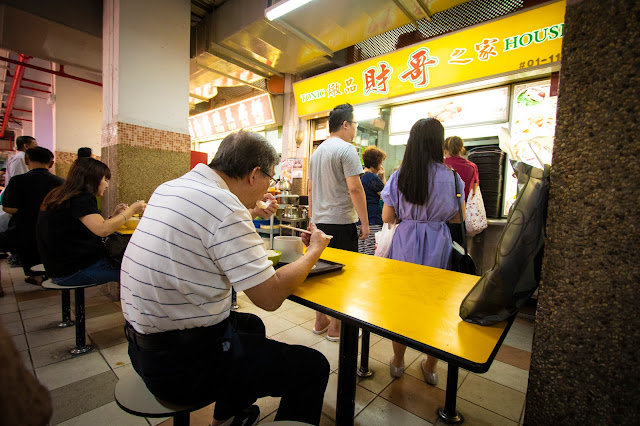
[381,164,464,269]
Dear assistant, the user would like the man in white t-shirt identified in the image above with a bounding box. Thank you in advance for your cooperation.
[121,131,330,426]
[6,136,37,186]
[308,103,370,340]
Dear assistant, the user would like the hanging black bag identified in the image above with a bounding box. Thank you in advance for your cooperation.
[103,232,130,266]
[450,170,477,275]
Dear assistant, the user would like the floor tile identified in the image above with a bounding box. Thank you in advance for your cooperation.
[19,349,33,371]
[15,289,60,303]
[503,322,533,352]
[404,358,469,392]
[3,319,24,336]
[368,337,421,367]
[56,401,148,426]
[35,351,110,391]
[85,310,126,334]
[310,337,341,372]
[322,372,377,420]
[380,373,446,424]
[101,341,131,369]
[271,325,326,347]
[30,337,85,368]
[18,295,61,311]
[0,302,18,314]
[89,324,127,349]
[12,333,28,351]
[26,324,80,348]
[495,345,531,371]
[356,357,396,395]
[0,293,17,306]
[255,396,281,421]
[85,295,114,308]
[276,298,298,312]
[474,360,529,393]
[113,363,135,379]
[235,302,274,320]
[355,396,433,426]
[85,302,122,319]
[0,311,20,323]
[457,374,525,421]
[49,370,118,424]
[185,402,215,426]
[433,398,517,426]
[21,303,65,320]
[23,312,72,332]
[275,305,316,325]
[262,315,296,337]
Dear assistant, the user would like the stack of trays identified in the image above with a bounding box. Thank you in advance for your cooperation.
[467,146,505,219]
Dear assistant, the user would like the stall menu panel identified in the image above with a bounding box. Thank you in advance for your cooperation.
[189,93,275,142]
[390,86,509,134]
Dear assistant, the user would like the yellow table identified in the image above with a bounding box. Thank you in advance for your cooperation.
[116,226,135,235]
[290,248,514,425]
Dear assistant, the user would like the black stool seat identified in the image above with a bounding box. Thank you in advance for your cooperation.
[115,371,207,426]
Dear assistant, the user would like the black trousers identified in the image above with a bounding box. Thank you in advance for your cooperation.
[316,223,358,252]
[127,312,330,425]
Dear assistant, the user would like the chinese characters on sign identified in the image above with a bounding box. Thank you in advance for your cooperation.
[293,1,566,116]
[188,93,275,141]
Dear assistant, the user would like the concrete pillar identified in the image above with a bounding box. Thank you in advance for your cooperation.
[525,0,640,424]
[102,0,190,214]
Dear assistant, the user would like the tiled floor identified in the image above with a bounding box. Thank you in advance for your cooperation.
[0,259,533,425]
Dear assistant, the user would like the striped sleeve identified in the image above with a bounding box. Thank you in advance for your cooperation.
[208,208,275,292]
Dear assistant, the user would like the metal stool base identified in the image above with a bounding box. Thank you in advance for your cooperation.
[357,367,374,378]
[58,320,75,328]
[70,345,92,355]
[437,407,464,424]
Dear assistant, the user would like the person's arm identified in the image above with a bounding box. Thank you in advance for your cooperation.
[79,200,146,237]
[1,180,18,214]
[2,206,17,215]
[346,175,369,240]
[307,179,313,219]
[243,225,330,311]
[382,204,398,224]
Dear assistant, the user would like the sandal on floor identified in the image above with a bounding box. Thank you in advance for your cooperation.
[421,359,439,385]
[326,329,361,342]
[312,324,329,335]
[390,357,405,378]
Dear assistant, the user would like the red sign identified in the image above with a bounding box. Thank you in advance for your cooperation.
[188,93,275,141]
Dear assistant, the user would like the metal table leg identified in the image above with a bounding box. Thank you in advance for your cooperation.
[58,289,75,328]
[336,322,358,426]
[231,288,239,310]
[70,288,91,355]
[437,364,464,423]
[357,330,373,378]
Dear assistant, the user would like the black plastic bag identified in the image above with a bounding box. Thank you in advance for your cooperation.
[103,232,130,266]
[459,162,550,325]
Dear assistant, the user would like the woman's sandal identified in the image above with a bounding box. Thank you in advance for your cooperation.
[421,358,439,385]
[389,357,405,378]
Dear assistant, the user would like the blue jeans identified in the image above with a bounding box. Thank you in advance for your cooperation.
[52,257,120,286]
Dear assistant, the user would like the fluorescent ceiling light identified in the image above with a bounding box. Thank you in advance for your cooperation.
[354,107,380,122]
[265,0,312,21]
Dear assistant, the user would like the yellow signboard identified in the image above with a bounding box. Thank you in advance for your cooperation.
[293,1,565,117]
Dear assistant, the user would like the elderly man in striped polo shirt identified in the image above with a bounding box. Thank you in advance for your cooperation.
[121,131,331,426]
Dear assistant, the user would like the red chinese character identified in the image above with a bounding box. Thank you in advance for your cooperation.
[362,62,393,95]
[474,38,499,61]
[448,48,473,65]
[399,48,439,88]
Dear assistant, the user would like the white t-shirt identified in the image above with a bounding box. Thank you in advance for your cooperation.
[6,151,28,185]
[120,163,275,334]
[309,136,363,224]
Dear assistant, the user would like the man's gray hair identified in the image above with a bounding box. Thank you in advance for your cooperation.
[209,130,279,179]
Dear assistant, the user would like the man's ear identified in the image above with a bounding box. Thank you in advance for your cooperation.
[49,161,55,169]
[248,166,260,185]
[25,157,31,166]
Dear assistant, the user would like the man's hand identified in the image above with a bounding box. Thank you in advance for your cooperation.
[358,223,370,241]
[301,223,331,253]
[250,193,278,219]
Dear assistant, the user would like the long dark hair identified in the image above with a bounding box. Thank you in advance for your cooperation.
[42,158,111,210]
[397,118,445,205]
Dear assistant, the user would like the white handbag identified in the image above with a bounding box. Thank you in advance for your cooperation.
[465,184,488,236]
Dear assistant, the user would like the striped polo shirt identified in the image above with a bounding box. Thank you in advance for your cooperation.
[120,163,275,334]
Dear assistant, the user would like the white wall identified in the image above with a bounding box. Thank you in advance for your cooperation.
[104,0,190,134]
[33,97,54,151]
[53,70,102,154]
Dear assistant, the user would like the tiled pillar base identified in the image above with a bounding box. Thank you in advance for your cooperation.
[100,121,190,299]
[53,151,102,179]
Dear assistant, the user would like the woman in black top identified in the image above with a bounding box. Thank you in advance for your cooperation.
[37,158,146,286]
[357,146,387,255]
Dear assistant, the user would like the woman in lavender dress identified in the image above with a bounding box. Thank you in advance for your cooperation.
[381,118,464,386]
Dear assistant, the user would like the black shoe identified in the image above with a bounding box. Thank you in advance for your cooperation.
[229,405,260,426]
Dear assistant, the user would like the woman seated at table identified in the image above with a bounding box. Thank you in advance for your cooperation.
[37,158,146,286]
[381,118,464,386]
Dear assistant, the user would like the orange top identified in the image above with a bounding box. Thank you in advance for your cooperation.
[294,248,509,368]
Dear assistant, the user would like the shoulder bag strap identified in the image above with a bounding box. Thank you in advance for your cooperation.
[452,170,468,254]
